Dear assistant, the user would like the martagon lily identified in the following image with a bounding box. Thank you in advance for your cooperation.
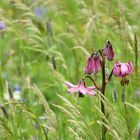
[65,80,96,96]
[65,40,134,140]
[113,61,134,77]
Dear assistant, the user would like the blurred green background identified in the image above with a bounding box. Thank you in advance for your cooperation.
[0,0,140,140]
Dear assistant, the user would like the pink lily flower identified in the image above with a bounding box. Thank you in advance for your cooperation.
[113,61,134,77]
[84,55,101,74]
[65,80,96,96]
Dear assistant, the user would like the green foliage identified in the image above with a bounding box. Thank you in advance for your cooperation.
[0,0,140,139]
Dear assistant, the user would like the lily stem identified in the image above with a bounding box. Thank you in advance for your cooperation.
[101,56,107,140]
[84,75,101,91]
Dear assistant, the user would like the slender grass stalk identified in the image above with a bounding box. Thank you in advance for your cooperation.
[134,33,138,75]
[1,106,8,119]
[122,90,132,139]
[123,102,132,139]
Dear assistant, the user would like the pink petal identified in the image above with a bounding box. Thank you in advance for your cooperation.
[84,57,92,75]
[79,86,87,95]
[121,63,128,76]
[65,81,75,88]
[68,86,79,93]
[79,80,85,87]
[113,61,134,78]
[92,56,100,73]
[87,86,96,90]
[86,90,96,96]
[113,65,121,77]
[127,61,134,74]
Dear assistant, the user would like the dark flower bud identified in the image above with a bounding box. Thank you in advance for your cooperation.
[84,55,101,75]
[105,41,114,61]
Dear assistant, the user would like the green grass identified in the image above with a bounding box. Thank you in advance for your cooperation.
[0,0,140,139]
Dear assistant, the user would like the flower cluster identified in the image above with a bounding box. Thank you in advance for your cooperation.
[66,41,134,96]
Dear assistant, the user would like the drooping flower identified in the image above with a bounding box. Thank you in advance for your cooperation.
[0,21,6,30]
[104,41,114,61]
[92,55,101,73]
[65,80,96,96]
[84,55,101,75]
[84,57,93,75]
[113,61,134,77]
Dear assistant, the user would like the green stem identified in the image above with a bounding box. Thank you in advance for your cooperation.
[84,75,101,90]
[101,56,107,140]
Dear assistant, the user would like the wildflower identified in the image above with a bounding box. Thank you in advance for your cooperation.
[65,80,96,96]
[32,136,37,140]
[104,41,114,61]
[113,61,134,77]
[84,55,100,75]
[14,84,20,92]
[34,123,39,129]
[13,84,21,100]
[0,21,6,30]
[138,130,140,139]
[112,61,134,86]
[134,89,140,98]
[84,57,93,75]
[4,84,21,100]
[34,7,44,19]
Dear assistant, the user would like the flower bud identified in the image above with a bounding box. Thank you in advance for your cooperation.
[92,55,101,73]
[105,41,114,61]
[84,55,101,75]
[84,57,92,75]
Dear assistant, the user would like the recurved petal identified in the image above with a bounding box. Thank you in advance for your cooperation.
[65,81,75,88]
[113,65,121,77]
[86,90,96,96]
[127,61,134,74]
[68,86,79,93]
[87,86,96,90]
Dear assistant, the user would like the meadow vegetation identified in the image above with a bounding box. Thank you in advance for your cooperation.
[0,0,140,139]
